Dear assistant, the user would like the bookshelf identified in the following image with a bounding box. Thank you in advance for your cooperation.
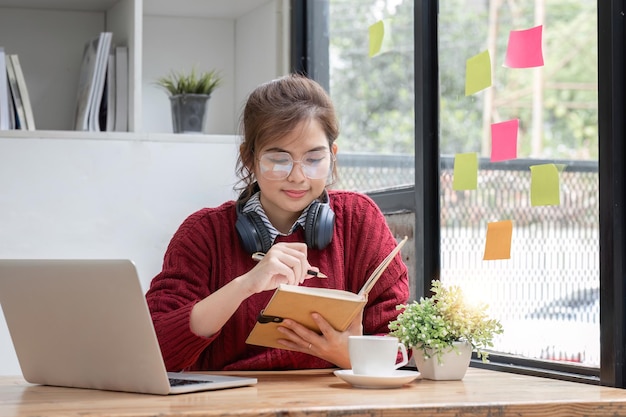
[0,0,289,138]
[0,0,289,377]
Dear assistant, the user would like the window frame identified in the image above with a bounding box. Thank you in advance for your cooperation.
[597,0,626,388]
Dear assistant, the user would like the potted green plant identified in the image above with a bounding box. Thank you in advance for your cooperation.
[388,279,504,380]
[155,68,222,133]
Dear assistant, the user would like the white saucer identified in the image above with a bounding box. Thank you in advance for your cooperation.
[333,369,420,389]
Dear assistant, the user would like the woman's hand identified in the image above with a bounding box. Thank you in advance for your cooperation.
[190,242,318,338]
[275,308,364,369]
[238,242,318,296]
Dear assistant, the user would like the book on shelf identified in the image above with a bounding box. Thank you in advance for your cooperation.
[102,49,116,132]
[245,236,408,350]
[89,32,112,131]
[74,34,99,130]
[114,45,128,132]
[0,48,10,130]
[6,75,16,130]
[9,54,35,130]
[74,32,112,131]
[5,54,27,130]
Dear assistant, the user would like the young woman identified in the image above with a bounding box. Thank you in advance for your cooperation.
[146,74,409,371]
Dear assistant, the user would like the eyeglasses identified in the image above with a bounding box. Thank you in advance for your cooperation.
[258,150,334,180]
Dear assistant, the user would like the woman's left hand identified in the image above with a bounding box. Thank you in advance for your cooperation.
[275,308,364,369]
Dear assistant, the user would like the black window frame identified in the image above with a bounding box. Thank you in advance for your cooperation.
[597,0,626,388]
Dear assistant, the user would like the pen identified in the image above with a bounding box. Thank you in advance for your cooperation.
[251,252,328,278]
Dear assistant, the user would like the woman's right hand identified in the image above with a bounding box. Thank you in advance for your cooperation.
[239,242,316,295]
[191,242,318,337]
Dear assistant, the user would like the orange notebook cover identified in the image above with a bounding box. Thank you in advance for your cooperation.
[245,236,407,350]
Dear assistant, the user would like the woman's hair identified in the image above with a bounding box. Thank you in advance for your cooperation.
[235,74,339,200]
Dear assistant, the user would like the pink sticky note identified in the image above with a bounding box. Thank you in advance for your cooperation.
[504,25,544,68]
[491,119,519,162]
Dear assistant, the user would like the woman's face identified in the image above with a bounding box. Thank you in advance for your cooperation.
[254,119,337,233]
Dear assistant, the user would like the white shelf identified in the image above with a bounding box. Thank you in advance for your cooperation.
[0,0,120,12]
[0,0,288,137]
[0,129,241,144]
[0,0,270,17]
[145,0,271,18]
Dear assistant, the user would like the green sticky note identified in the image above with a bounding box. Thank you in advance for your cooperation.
[465,50,492,96]
[369,20,385,58]
[530,164,560,206]
[453,153,478,190]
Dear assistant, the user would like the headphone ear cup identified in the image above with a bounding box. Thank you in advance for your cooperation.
[235,210,273,254]
[247,212,273,253]
[235,213,261,254]
[304,202,335,250]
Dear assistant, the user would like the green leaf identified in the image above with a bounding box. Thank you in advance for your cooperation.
[154,67,222,96]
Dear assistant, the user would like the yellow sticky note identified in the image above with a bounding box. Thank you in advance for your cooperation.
[369,20,385,58]
[530,164,560,206]
[453,153,478,190]
[483,220,513,260]
[465,50,492,96]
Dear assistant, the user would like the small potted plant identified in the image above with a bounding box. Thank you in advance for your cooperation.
[155,67,222,133]
[388,279,504,380]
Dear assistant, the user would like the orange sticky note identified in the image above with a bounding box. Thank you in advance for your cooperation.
[369,20,385,57]
[483,220,513,260]
[504,25,544,68]
[491,119,519,162]
[530,164,560,206]
[453,153,478,190]
[465,50,492,96]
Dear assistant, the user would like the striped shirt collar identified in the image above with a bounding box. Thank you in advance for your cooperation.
[241,192,313,244]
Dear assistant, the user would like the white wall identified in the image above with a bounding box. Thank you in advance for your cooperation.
[0,135,239,375]
[235,0,290,112]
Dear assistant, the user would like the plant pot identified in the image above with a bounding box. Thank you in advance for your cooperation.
[412,341,472,380]
[169,94,211,133]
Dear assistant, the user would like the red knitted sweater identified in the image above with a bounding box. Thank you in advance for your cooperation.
[145,190,409,371]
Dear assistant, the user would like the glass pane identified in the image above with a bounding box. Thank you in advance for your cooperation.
[439,0,599,366]
[326,0,415,193]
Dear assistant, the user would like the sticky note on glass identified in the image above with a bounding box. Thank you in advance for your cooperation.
[369,20,385,57]
[504,25,544,68]
[491,119,519,162]
[453,153,478,190]
[530,164,560,206]
[465,50,492,96]
[483,220,513,260]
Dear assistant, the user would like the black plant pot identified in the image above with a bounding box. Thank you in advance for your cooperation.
[169,94,211,133]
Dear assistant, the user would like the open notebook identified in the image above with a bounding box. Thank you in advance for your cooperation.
[246,236,408,349]
[0,259,257,395]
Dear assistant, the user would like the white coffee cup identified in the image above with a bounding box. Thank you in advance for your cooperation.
[348,335,408,376]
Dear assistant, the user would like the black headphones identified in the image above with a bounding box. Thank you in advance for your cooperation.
[235,189,335,254]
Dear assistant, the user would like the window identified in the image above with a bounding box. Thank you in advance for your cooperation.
[292,1,414,192]
[438,0,599,369]
[303,0,626,386]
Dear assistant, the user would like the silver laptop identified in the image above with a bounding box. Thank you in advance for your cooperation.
[0,259,257,395]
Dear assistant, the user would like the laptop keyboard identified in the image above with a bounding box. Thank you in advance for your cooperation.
[169,377,213,387]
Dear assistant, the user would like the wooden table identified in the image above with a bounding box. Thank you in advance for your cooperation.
[2,368,626,417]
